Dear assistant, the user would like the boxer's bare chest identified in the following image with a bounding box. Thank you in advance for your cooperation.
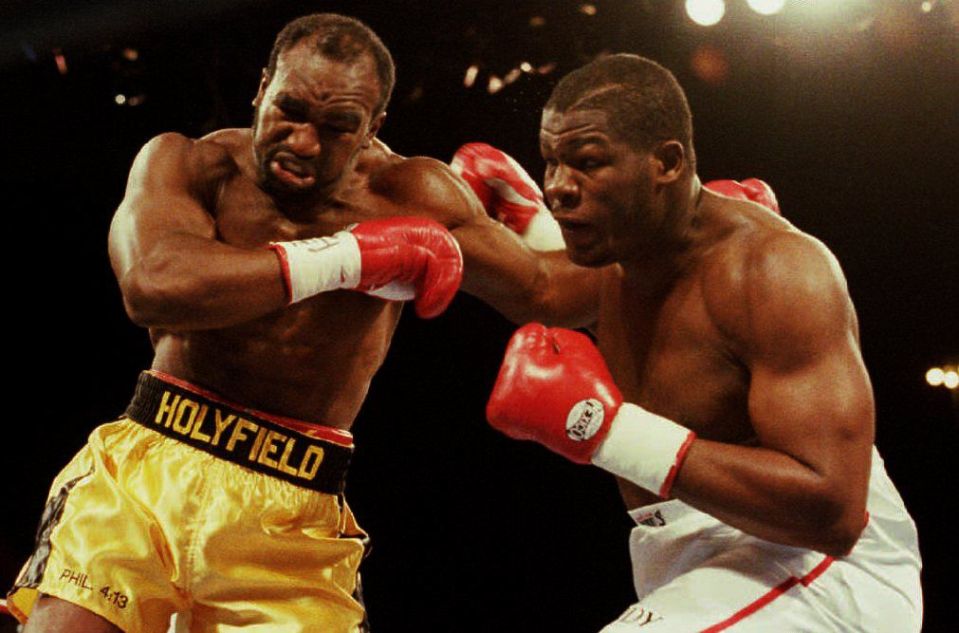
[214,168,394,247]
[598,263,754,507]
[152,153,408,423]
[598,267,752,443]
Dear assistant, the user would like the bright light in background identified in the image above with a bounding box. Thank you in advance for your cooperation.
[53,48,68,75]
[686,0,726,26]
[920,1,933,13]
[926,367,945,386]
[927,366,959,390]
[463,64,479,88]
[747,0,787,16]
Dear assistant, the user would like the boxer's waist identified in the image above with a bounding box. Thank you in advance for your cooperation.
[124,371,352,494]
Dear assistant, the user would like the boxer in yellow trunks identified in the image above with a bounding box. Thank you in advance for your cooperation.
[6,12,604,633]
[9,371,367,632]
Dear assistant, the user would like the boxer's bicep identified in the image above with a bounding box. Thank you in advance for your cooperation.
[109,133,219,280]
[108,134,285,330]
[748,344,873,497]
[743,234,873,523]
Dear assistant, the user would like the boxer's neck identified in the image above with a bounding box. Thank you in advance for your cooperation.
[618,175,705,294]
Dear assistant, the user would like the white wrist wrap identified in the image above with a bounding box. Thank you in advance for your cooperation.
[270,231,361,303]
[591,403,696,498]
[522,208,566,251]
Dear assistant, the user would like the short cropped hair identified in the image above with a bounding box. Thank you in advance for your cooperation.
[546,54,695,166]
[266,13,396,117]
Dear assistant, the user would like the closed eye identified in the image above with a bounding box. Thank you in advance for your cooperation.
[276,97,308,122]
[318,110,363,134]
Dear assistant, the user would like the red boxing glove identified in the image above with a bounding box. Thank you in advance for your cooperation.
[451,142,543,234]
[270,217,462,319]
[705,178,780,214]
[486,323,622,463]
[487,324,697,497]
[351,218,463,319]
[451,143,566,250]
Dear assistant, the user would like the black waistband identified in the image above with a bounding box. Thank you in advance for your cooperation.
[124,372,352,494]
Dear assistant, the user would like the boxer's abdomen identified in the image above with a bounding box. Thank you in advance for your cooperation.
[149,290,403,428]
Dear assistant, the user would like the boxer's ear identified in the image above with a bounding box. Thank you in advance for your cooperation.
[253,68,270,108]
[363,112,387,148]
[652,140,686,185]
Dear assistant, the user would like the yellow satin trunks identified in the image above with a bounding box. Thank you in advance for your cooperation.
[7,375,368,633]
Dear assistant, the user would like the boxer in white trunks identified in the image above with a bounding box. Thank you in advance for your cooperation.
[469,53,922,631]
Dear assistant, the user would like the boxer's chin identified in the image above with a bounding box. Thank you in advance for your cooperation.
[562,233,613,268]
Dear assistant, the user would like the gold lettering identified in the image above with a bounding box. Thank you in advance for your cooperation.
[257,430,285,469]
[297,445,325,480]
[172,398,199,434]
[189,404,211,442]
[277,436,300,476]
[248,426,268,460]
[155,392,180,428]
[211,410,236,446]
[226,418,258,452]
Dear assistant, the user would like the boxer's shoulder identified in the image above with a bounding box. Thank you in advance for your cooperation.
[368,152,483,229]
[135,129,242,192]
[701,222,848,351]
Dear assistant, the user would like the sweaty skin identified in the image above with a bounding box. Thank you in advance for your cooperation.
[540,107,873,556]
[108,42,596,429]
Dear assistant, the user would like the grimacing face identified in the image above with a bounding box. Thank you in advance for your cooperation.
[252,42,384,198]
[539,107,660,267]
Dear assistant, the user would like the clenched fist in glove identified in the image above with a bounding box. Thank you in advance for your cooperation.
[270,217,463,319]
[451,142,566,251]
[487,323,696,498]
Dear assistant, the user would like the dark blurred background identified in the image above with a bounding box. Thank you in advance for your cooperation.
[1,0,956,631]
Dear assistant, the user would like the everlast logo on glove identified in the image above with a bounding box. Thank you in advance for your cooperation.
[566,398,605,441]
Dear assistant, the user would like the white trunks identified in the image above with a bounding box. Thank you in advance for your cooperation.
[601,447,922,632]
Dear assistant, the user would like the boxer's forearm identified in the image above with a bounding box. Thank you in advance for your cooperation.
[456,221,599,328]
[117,233,288,331]
[465,252,599,328]
[671,440,867,557]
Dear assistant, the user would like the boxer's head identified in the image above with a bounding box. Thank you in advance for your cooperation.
[252,14,395,198]
[539,54,696,267]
